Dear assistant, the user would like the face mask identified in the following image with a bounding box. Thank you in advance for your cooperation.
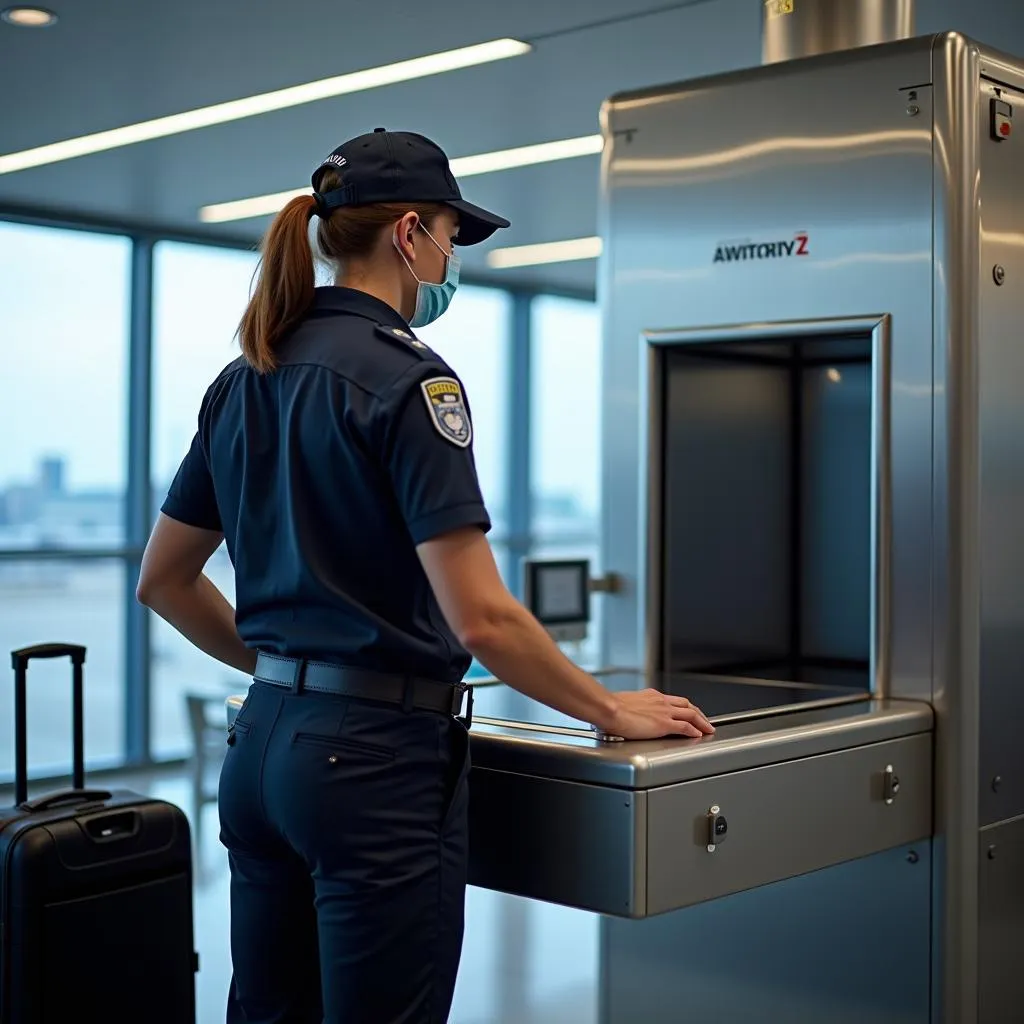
[394,224,461,328]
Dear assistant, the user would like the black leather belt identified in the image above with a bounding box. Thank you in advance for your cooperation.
[253,652,473,725]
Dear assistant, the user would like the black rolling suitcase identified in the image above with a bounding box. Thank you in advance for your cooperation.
[0,644,197,1024]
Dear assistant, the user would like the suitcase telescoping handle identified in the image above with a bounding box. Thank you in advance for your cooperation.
[20,790,114,813]
[11,643,87,807]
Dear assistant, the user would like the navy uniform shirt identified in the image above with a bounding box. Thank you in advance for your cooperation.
[160,287,491,683]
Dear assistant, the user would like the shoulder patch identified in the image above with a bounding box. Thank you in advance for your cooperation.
[420,377,472,448]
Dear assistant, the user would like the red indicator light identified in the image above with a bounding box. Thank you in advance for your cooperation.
[1000,122,1011,136]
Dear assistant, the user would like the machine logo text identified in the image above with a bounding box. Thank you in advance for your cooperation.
[713,232,810,264]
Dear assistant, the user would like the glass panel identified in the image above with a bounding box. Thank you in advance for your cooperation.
[0,559,125,780]
[151,241,259,493]
[416,284,511,537]
[529,295,601,539]
[0,222,130,550]
[150,242,259,759]
[528,296,603,669]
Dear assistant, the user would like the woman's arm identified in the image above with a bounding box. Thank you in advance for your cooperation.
[136,513,256,676]
[417,527,714,741]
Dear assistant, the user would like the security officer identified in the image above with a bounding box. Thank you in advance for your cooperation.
[137,128,714,1024]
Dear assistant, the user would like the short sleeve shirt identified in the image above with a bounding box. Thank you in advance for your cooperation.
[160,286,491,682]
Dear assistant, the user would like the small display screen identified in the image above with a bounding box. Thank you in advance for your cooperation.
[525,559,590,626]
[537,566,586,620]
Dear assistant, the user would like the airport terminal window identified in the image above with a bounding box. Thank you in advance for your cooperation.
[0,560,126,782]
[151,241,260,499]
[1,215,598,763]
[150,241,260,759]
[0,222,131,550]
[0,221,130,778]
[529,295,603,668]
[529,295,602,541]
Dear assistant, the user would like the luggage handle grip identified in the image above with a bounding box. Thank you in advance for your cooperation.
[12,644,87,805]
[20,789,113,813]
[82,809,141,843]
[11,644,86,670]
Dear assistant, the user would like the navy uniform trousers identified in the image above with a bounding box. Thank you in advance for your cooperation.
[218,680,471,1024]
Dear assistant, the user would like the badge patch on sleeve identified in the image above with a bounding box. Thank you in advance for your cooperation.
[421,377,472,448]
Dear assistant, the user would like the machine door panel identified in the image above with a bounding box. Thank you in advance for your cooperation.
[645,732,932,915]
[977,78,1024,827]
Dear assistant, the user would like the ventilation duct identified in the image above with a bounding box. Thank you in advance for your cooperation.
[762,0,915,64]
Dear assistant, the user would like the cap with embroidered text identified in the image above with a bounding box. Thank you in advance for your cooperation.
[311,128,510,246]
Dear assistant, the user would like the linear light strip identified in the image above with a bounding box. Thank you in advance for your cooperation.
[486,236,603,268]
[451,133,603,176]
[198,187,312,225]
[0,38,531,175]
[198,134,605,223]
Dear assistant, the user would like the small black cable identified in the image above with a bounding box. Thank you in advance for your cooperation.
[525,0,718,44]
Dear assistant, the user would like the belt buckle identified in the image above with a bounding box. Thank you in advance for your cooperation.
[452,683,474,728]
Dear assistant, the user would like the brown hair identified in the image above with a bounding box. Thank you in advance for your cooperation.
[237,167,445,373]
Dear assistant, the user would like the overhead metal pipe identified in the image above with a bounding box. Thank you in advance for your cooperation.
[762,0,915,64]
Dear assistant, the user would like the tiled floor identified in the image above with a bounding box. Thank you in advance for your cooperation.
[130,769,603,1024]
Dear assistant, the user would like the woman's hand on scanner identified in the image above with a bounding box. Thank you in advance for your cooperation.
[606,689,715,741]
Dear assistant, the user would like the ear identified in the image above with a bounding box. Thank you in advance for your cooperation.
[394,211,422,260]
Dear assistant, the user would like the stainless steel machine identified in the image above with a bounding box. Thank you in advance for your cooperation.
[465,12,1024,1024]
[226,7,1022,1022]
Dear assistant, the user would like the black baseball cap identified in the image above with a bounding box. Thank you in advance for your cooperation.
[311,128,510,246]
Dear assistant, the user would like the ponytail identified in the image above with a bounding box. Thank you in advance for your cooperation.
[238,194,317,374]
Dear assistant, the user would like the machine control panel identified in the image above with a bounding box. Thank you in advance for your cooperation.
[992,97,1013,141]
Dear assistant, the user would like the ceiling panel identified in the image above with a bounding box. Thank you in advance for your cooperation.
[0,0,1022,293]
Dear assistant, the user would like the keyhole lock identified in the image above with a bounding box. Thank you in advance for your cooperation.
[707,805,728,852]
[883,764,901,805]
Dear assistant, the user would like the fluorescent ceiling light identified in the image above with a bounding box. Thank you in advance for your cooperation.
[200,187,318,225]
[1,6,58,27]
[0,38,530,176]
[487,236,603,269]
[451,134,602,176]
[198,133,604,224]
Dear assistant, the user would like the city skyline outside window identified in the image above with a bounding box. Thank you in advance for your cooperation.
[0,222,131,543]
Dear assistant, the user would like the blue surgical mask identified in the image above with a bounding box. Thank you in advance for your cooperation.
[394,224,461,328]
